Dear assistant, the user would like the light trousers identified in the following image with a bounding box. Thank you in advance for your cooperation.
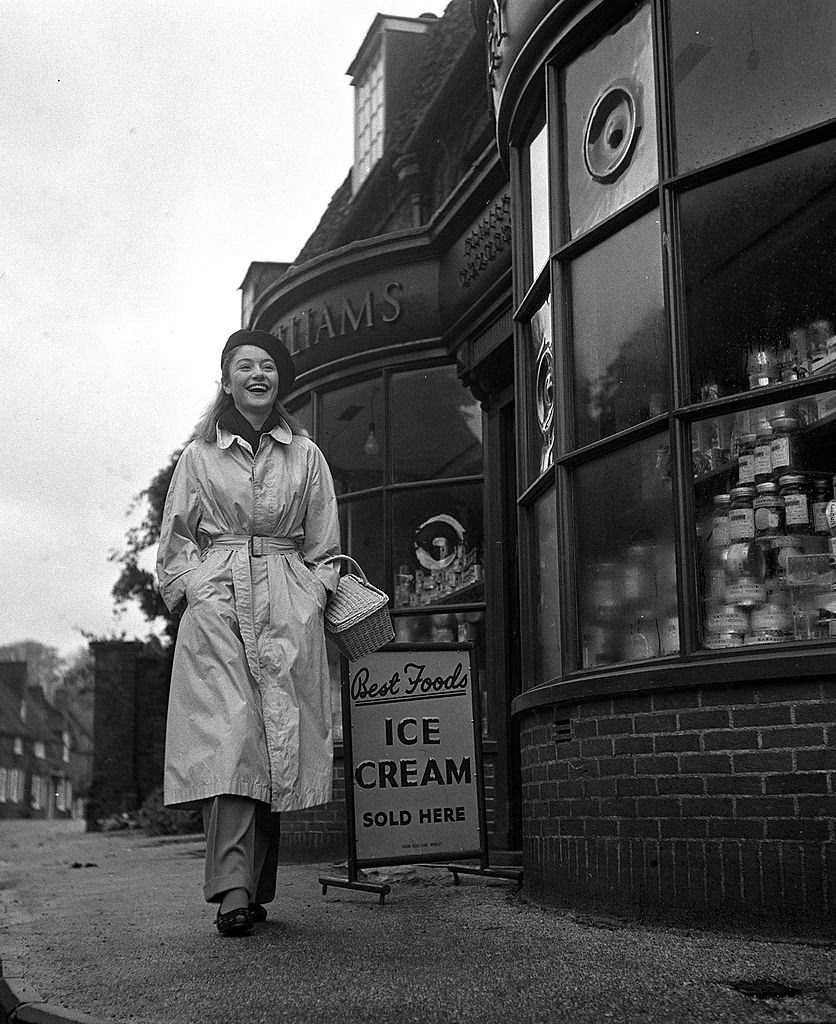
[201,795,281,904]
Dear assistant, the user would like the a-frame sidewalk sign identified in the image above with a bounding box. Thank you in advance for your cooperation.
[319,642,523,904]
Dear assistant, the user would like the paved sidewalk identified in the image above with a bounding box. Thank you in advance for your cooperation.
[1,820,835,1024]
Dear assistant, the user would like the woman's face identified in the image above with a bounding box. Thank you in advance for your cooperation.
[223,345,279,424]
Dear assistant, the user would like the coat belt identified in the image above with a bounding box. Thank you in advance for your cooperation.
[201,534,298,686]
[208,534,298,557]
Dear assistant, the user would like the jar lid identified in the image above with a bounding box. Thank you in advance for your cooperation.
[778,475,807,486]
[771,416,799,430]
[713,493,731,506]
[755,482,780,494]
[740,433,757,444]
[730,486,756,499]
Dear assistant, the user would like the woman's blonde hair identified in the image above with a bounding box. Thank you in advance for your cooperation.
[193,353,309,442]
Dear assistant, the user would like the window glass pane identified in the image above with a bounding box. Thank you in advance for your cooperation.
[530,485,561,686]
[671,0,836,173]
[527,120,550,278]
[683,139,836,405]
[575,433,678,668]
[529,295,555,477]
[392,484,484,609]
[339,495,385,592]
[393,611,489,737]
[320,381,384,495]
[572,210,667,447]
[391,366,483,483]
[291,397,313,439]
[563,2,657,238]
[693,391,836,651]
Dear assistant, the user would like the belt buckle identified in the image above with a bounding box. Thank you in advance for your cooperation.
[250,535,267,557]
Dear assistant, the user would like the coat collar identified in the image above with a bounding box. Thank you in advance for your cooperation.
[216,417,293,451]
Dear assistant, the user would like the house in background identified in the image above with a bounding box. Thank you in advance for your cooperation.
[0,660,91,819]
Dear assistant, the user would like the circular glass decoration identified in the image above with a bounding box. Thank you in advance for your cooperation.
[583,78,642,184]
[414,514,465,571]
[536,343,555,439]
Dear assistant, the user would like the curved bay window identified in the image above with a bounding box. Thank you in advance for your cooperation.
[511,0,836,686]
[292,362,488,733]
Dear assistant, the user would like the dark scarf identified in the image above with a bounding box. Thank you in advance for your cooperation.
[219,404,282,456]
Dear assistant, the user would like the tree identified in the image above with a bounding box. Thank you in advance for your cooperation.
[111,448,183,642]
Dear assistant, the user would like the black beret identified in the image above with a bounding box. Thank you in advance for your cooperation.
[221,329,296,398]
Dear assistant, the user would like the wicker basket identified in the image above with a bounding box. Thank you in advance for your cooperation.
[322,555,394,660]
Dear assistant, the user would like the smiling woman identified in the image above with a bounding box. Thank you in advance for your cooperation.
[156,328,342,937]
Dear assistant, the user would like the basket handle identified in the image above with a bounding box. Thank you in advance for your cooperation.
[320,554,369,584]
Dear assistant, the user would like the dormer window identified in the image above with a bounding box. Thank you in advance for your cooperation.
[353,46,385,192]
[348,13,437,197]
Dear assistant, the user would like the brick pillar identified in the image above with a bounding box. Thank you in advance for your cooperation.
[134,650,171,805]
[87,641,140,829]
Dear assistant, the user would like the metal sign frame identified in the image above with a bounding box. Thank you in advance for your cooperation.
[320,643,522,903]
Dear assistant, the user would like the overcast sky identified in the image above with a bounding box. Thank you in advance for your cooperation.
[0,0,445,658]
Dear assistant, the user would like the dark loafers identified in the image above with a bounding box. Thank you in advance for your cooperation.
[216,906,253,937]
[249,903,268,923]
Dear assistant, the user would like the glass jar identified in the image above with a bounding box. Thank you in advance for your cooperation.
[779,474,811,535]
[747,344,778,389]
[728,486,756,542]
[812,477,832,536]
[753,421,773,483]
[769,416,799,477]
[737,433,756,485]
[711,494,731,549]
[753,482,785,538]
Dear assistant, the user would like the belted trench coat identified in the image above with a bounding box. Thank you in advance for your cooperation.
[157,418,340,812]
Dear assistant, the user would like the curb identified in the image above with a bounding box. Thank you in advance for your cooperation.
[0,966,111,1024]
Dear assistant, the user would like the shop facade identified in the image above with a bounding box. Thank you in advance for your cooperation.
[242,3,522,854]
[475,0,836,934]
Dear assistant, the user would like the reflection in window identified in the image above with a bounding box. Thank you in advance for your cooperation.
[671,0,836,173]
[571,210,667,447]
[682,139,836,405]
[339,495,385,592]
[575,433,678,668]
[392,484,484,609]
[320,381,384,495]
[531,486,560,685]
[393,610,489,736]
[391,366,482,483]
[563,2,657,238]
[530,296,555,474]
[527,120,550,278]
[694,392,836,652]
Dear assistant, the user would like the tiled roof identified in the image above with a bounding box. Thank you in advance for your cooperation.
[293,0,475,267]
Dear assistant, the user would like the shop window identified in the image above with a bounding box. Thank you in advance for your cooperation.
[574,432,678,668]
[31,774,44,811]
[694,390,836,650]
[670,0,836,174]
[8,769,23,803]
[339,494,385,592]
[563,2,657,239]
[529,295,555,477]
[571,210,667,447]
[393,610,488,737]
[391,483,484,610]
[391,366,482,483]
[682,139,836,406]
[530,485,561,685]
[0,767,7,803]
[320,380,384,495]
[292,397,313,440]
[526,118,550,280]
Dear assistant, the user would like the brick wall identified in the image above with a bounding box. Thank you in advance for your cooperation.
[519,678,836,938]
